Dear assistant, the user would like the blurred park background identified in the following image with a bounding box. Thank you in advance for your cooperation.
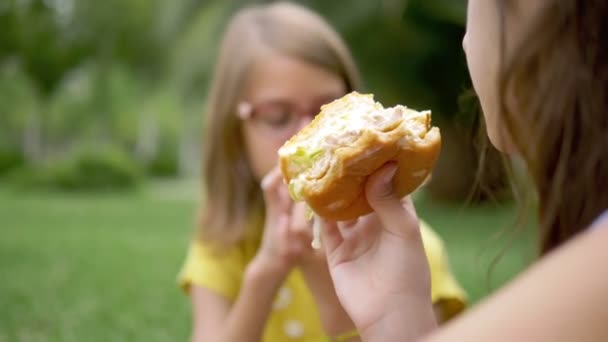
[0,0,537,341]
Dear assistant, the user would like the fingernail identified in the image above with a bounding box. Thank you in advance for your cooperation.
[383,165,398,186]
[261,174,272,190]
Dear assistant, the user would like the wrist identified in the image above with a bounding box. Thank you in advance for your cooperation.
[314,299,355,335]
[314,293,355,335]
[300,264,356,335]
[360,297,437,342]
[246,254,291,288]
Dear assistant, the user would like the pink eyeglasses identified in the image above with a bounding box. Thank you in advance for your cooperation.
[237,95,342,140]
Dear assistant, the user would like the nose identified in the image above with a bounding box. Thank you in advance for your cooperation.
[462,33,468,52]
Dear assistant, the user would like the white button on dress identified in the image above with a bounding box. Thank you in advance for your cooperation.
[283,319,304,339]
[273,286,292,310]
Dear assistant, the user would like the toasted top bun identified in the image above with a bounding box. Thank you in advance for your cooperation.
[278,92,441,221]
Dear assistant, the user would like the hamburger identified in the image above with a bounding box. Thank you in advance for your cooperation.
[278,92,441,246]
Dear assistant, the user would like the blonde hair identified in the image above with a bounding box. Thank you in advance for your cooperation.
[199,2,361,247]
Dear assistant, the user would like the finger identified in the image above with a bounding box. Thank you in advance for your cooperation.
[289,202,312,240]
[261,166,290,215]
[320,218,343,254]
[339,218,358,231]
[353,214,382,242]
[336,214,377,244]
[282,214,308,256]
[289,238,305,255]
[277,181,293,211]
[261,166,282,191]
[401,196,419,222]
[276,212,292,249]
[365,163,419,237]
[336,218,360,238]
[261,167,282,203]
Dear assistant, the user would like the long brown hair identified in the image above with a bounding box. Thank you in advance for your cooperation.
[497,0,608,254]
[200,2,361,247]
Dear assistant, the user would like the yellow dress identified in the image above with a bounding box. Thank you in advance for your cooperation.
[178,220,466,341]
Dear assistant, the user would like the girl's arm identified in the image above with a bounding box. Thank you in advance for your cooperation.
[300,256,361,341]
[191,256,287,342]
[357,219,608,341]
[421,221,608,342]
[190,167,313,341]
[190,168,329,341]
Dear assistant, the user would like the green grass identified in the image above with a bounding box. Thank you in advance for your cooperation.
[414,191,537,303]
[0,181,537,341]
[0,181,199,342]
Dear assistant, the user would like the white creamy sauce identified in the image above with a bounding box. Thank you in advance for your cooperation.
[312,214,322,249]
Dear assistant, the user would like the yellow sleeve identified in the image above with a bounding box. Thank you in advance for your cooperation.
[177,241,246,301]
[419,220,468,320]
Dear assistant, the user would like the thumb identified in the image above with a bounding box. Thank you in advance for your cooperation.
[365,163,400,209]
[365,163,418,236]
[261,166,290,216]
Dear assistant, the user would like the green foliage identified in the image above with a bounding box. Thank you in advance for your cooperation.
[340,0,469,112]
[146,142,180,178]
[45,62,96,146]
[0,0,88,94]
[11,146,142,191]
[0,0,483,196]
[0,148,25,176]
[63,147,142,190]
[0,60,40,145]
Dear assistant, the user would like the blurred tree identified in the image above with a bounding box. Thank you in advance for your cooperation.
[296,0,506,201]
[0,59,41,161]
[0,0,230,175]
[0,0,506,198]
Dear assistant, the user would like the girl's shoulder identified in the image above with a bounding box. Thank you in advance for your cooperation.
[590,209,608,231]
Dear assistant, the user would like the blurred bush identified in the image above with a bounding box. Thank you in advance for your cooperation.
[146,141,180,178]
[0,0,506,201]
[0,148,25,177]
[0,0,216,186]
[10,146,142,191]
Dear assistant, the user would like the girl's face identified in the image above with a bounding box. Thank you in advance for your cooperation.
[463,0,504,150]
[240,51,346,181]
[463,0,542,153]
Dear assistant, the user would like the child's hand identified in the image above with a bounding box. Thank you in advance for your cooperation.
[255,167,315,275]
[321,163,437,339]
